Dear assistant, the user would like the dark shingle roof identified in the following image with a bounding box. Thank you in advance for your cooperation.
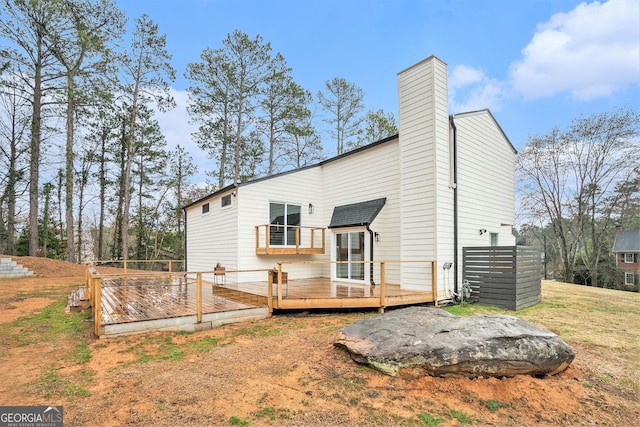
[328,198,386,229]
[612,230,640,252]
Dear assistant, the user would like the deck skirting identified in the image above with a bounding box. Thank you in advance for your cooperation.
[100,306,270,337]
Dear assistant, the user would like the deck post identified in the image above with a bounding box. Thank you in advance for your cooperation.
[89,276,93,309]
[265,226,269,253]
[94,277,102,336]
[277,262,283,305]
[168,260,173,272]
[379,262,386,313]
[431,261,438,307]
[255,226,259,253]
[123,260,127,275]
[196,272,202,323]
[267,270,273,313]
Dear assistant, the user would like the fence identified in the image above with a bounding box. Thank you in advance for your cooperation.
[463,246,542,310]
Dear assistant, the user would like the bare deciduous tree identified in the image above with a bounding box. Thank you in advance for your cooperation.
[517,107,640,285]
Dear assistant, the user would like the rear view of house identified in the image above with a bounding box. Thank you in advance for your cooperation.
[184,55,516,301]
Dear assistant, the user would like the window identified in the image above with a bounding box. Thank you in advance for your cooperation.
[269,202,301,246]
[490,233,498,246]
[221,194,231,208]
[624,253,636,263]
[625,272,635,286]
[202,203,209,214]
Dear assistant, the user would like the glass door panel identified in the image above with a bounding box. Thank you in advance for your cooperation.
[286,204,301,246]
[336,233,349,279]
[350,232,365,280]
[269,203,285,245]
[335,231,365,281]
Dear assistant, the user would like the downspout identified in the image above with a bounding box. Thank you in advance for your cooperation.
[183,207,187,272]
[449,115,459,294]
[366,225,376,286]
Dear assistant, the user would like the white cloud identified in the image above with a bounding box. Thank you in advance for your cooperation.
[449,65,486,91]
[509,0,640,100]
[448,65,507,113]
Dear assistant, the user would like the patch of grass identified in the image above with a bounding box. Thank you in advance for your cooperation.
[583,381,594,389]
[418,413,444,426]
[256,406,275,421]
[33,367,92,399]
[483,399,505,412]
[233,323,287,338]
[228,415,249,426]
[447,409,474,425]
[162,349,185,361]
[71,341,92,364]
[188,336,220,353]
[443,304,503,316]
[349,396,360,406]
[0,297,89,347]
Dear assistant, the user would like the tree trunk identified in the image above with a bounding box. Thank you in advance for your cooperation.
[97,124,107,260]
[65,74,76,263]
[29,41,43,257]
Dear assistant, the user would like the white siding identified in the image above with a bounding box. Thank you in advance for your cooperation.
[236,167,325,281]
[322,139,402,284]
[185,190,238,279]
[398,56,449,291]
[455,110,516,284]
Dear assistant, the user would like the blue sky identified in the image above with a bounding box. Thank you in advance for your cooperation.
[116,0,639,170]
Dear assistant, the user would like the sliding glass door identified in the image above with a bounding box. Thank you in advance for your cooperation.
[335,231,365,281]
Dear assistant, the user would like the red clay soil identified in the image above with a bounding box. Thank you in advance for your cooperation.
[0,256,638,426]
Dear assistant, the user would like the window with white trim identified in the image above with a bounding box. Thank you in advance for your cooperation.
[221,194,231,208]
[625,272,635,286]
[202,203,210,214]
[624,253,636,263]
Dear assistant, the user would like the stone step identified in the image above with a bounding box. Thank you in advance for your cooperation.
[0,258,35,278]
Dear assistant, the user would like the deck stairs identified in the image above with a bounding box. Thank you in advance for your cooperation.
[68,286,91,312]
[0,258,34,279]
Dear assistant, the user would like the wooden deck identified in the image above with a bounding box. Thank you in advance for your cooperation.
[99,276,258,325]
[86,271,436,337]
[223,278,436,310]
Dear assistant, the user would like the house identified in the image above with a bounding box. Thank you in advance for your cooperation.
[183,55,516,300]
[612,228,640,289]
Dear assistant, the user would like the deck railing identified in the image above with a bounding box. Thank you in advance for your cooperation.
[85,258,437,336]
[273,259,438,311]
[94,259,185,273]
[255,224,325,255]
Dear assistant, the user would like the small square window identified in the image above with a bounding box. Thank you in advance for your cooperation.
[221,194,231,208]
[624,253,635,263]
[202,203,210,214]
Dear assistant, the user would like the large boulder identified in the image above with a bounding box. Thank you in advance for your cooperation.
[335,306,574,378]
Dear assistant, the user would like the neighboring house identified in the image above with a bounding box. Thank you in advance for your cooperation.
[183,55,517,299]
[612,228,640,289]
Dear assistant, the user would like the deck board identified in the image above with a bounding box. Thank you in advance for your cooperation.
[100,276,257,325]
[95,275,436,329]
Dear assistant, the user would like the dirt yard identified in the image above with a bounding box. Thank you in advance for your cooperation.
[0,256,638,426]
